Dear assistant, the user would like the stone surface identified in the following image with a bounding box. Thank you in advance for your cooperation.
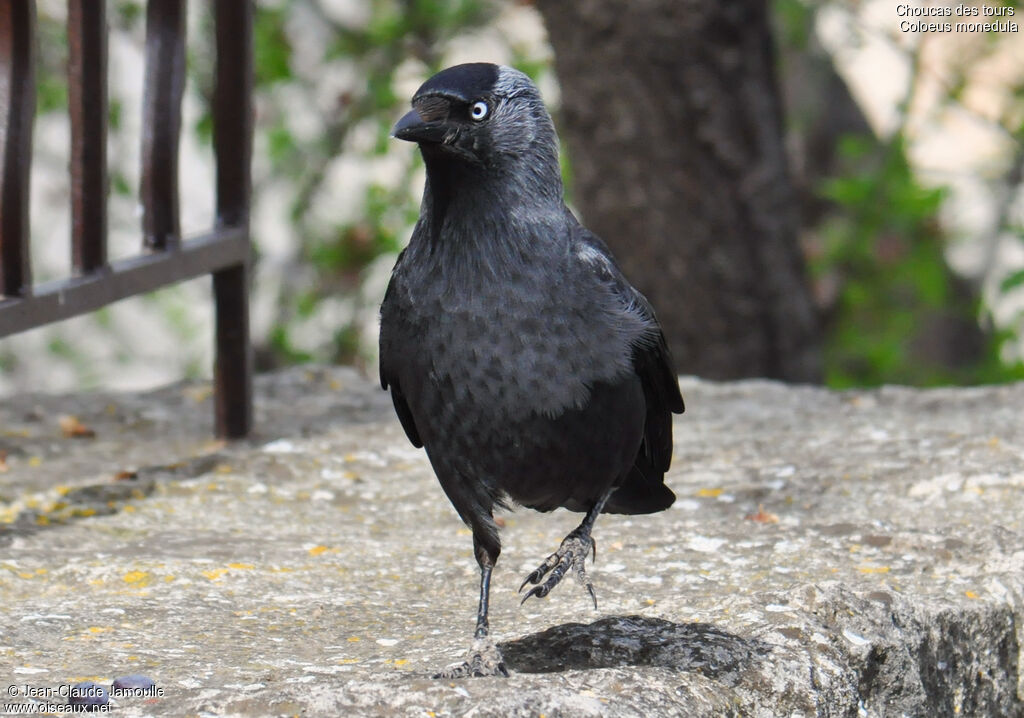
[1,366,1022,716]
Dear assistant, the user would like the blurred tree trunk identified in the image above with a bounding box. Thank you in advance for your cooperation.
[537,0,822,382]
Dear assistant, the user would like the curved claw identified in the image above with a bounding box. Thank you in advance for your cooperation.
[518,568,544,593]
[519,551,561,592]
[520,583,549,605]
[519,533,598,607]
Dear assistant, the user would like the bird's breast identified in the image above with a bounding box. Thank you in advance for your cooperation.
[392,261,625,419]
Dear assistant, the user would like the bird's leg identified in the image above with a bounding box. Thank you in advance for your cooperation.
[519,488,614,608]
[434,534,509,678]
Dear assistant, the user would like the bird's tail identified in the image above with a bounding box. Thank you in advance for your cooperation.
[603,462,675,514]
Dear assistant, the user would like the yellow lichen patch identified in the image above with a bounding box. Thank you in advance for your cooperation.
[17,572,35,579]
[965,590,979,599]
[696,488,723,498]
[987,437,1000,448]
[35,515,50,526]
[56,485,70,496]
[394,659,409,666]
[858,565,890,574]
[307,545,330,557]
[28,456,42,467]
[123,505,136,513]
[228,563,255,570]
[71,507,97,518]
[214,464,234,474]
[87,626,112,634]
[123,571,151,586]
[329,379,344,391]
[163,575,175,582]
[347,636,360,642]
[35,568,47,575]
[203,568,228,581]
[338,658,359,664]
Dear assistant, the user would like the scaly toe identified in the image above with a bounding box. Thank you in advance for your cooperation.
[519,534,598,606]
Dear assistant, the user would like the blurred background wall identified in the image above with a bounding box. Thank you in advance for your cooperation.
[2,0,1022,395]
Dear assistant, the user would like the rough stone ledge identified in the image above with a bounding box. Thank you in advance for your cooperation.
[0,366,1022,716]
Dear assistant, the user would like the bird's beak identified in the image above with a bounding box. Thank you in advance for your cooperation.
[391,109,446,144]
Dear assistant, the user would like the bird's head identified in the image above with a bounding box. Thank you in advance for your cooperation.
[392,63,559,176]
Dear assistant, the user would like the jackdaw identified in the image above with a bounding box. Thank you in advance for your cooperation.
[381,63,684,678]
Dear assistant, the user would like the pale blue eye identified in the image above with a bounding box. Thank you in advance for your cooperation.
[471,101,489,121]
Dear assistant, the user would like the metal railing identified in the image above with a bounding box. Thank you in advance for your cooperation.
[0,1,253,438]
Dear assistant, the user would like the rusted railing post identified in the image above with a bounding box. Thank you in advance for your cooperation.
[0,0,254,440]
[0,1,36,298]
[212,1,254,439]
[140,0,186,252]
[68,0,109,274]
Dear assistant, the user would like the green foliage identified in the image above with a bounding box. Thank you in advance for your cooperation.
[774,0,814,51]
[1001,268,1024,293]
[253,0,499,368]
[811,134,1024,387]
[253,7,294,86]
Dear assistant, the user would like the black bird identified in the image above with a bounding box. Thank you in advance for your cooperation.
[380,63,684,678]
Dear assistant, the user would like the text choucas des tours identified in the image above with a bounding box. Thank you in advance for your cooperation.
[897,3,1018,33]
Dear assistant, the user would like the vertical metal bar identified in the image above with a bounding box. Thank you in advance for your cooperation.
[140,0,186,251]
[213,264,252,438]
[0,0,36,297]
[68,0,108,274]
[213,0,253,230]
[212,0,253,439]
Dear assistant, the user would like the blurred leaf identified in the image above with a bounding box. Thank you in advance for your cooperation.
[1000,268,1024,293]
[253,7,293,85]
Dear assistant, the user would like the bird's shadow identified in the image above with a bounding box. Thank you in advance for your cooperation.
[498,615,768,677]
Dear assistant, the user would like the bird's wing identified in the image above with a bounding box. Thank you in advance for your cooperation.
[384,379,423,449]
[574,226,684,476]
[379,253,424,449]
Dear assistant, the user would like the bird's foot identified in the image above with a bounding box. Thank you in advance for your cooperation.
[434,637,509,679]
[519,530,597,608]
